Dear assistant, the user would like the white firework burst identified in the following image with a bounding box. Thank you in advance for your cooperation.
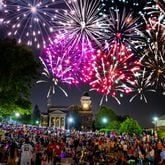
[37,57,68,98]
[129,71,156,103]
[55,0,107,48]
[4,0,63,48]
[104,8,144,51]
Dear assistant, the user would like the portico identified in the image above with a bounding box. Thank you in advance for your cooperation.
[49,110,66,129]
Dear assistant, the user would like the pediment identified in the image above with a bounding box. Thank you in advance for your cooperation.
[49,110,66,115]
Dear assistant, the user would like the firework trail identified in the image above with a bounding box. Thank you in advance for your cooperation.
[129,70,156,103]
[37,57,68,98]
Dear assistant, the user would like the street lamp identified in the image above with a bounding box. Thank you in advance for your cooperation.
[36,120,39,125]
[15,112,20,118]
[102,117,108,124]
[15,112,20,124]
[68,117,74,131]
[153,116,158,131]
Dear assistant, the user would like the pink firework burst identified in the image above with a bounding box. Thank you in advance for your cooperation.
[41,32,96,85]
[89,43,140,104]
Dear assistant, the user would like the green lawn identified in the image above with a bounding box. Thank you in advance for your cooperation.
[158,130,165,138]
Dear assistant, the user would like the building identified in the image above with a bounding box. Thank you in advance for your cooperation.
[156,115,165,130]
[40,92,93,130]
[79,92,93,130]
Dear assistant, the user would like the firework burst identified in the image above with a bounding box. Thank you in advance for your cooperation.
[129,70,156,103]
[37,57,68,98]
[143,0,165,26]
[4,0,62,48]
[104,8,144,51]
[89,43,139,105]
[139,1,165,90]
[41,32,96,85]
[140,42,165,89]
[55,0,107,48]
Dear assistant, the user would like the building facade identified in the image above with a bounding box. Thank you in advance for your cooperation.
[156,115,165,130]
[40,92,93,130]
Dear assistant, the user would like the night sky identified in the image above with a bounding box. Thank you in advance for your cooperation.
[1,0,164,128]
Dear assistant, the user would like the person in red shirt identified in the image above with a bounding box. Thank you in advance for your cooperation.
[53,140,62,165]
[47,141,54,163]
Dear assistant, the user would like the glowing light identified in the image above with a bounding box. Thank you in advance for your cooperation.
[82,103,89,110]
[31,6,37,14]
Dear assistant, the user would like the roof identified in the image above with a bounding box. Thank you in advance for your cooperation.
[83,91,89,97]
[159,115,165,120]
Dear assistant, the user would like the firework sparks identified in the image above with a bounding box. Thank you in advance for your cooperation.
[129,70,156,103]
[37,57,68,98]
[140,42,165,89]
[144,0,165,26]
[0,0,5,33]
[41,32,96,85]
[4,0,62,48]
[89,43,139,105]
[0,0,4,10]
[55,0,107,48]
[104,8,144,51]
[139,1,165,90]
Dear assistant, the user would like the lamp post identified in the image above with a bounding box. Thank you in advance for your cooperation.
[102,117,108,128]
[153,116,158,131]
[15,112,20,124]
[15,112,20,118]
[36,120,39,126]
[68,117,74,131]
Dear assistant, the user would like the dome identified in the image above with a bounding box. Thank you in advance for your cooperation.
[83,91,89,97]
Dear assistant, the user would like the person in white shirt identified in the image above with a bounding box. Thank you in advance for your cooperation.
[159,147,165,164]
[21,138,33,165]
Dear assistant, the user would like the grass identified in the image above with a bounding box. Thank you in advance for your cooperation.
[158,130,165,138]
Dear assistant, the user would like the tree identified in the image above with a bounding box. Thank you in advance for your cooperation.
[119,117,142,134]
[0,38,41,117]
[32,105,41,125]
[107,120,121,131]
[95,105,117,129]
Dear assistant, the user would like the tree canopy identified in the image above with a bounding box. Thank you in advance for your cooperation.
[95,105,117,129]
[32,105,41,125]
[119,117,142,134]
[0,38,41,117]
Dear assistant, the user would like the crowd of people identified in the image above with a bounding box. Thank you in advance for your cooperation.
[0,123,165,165]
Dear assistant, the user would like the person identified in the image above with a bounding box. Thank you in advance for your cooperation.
[41,150,48,165]
[159,146,165,165]
[7,142,18,165]
[20,138,33,165]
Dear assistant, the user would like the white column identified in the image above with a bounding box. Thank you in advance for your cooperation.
[49,116,51,127]
[64,115,65,129]
[59,117,61,128]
